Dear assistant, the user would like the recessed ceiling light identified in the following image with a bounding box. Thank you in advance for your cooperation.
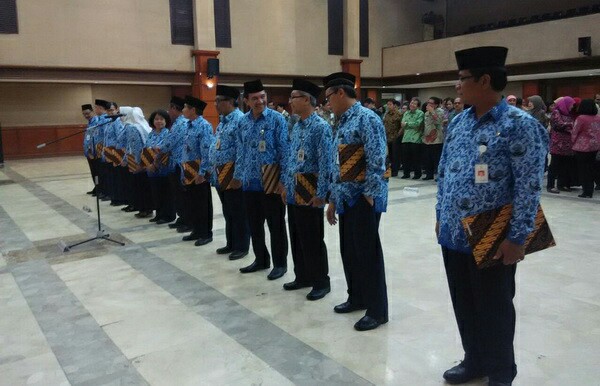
[416,73,421,76]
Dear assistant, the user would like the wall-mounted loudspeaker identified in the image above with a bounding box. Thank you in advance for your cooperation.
[578,36,591,57]
[207,58,220,78]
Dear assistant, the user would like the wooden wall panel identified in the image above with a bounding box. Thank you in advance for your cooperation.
[0,125,86,159]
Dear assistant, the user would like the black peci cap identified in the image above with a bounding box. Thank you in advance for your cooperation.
[243,79,264,95]
[216,85,240,100]
[322,72,356,88]
[94,99,111,109]
[81,104,93,111]
[184,95,207,113]
[170,96,185,109]
[454,46,508,71]
[292,79,322,99]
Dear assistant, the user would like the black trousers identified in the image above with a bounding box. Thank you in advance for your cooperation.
[287,205,329,289]
[387,137,402,175]
[150,175,176,221]
[168,168,187,224]
[442,247,517,383]
[98,160,112,198]
[132,172,153,212]
[402,142,423,178]
[549,154,575,188]
[575,151,598,196]
[86,157,99,190]
[218,188,250,252]
[244,191,288,268]
[339,197,388,319]
[113,166,130,203]
[423,143,443,178]
[183,181,213,238]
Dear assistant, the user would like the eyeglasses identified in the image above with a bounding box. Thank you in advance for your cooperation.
[458,75,474,83]
[454,102,462,105]
[289,95,305,101]
[324,91,336,103]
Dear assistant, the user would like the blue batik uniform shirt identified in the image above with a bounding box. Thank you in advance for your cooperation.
[91,114,110,157]
[83,115,99,156]
[282,112,334,205]
[234,107,289,192]
[124,124,147,163]
[436,99,549,253]
[146,128,173,177]
[330,102,388,214]
[209,108,244,188]
[180,116,215,182]
[160,114,189,168]
[102,119,122,161]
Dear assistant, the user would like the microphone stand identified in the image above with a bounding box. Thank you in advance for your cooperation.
[59,176,125,252]
[37,118,118,149]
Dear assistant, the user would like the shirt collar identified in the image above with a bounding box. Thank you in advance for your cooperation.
[339,101,362,125]
[222,109,239,123]
[466,98,508,123]
[299,112,318,126]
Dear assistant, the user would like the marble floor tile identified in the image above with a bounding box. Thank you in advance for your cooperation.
[1,157,599,386]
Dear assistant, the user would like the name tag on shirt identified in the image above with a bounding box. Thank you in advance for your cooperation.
[216,138,221,150]
[86,135,91,140]
[475,164,489,183]
[258,140,266,152]
[297,149,305,162]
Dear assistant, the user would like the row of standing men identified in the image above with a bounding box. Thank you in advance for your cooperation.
[82,72,390,332]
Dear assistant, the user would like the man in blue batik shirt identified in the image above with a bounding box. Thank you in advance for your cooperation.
[234,79,289,281]
[82,103,98,195]
[436,47,548,386]
[280,79,333,301]
[155,97,190,232]
[324,72,389,332]
[91,99,112,199]
[208,85,250,261]
[179,95,215,247]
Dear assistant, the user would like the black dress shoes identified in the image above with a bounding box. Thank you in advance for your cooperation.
[578,194,592,198]
[216,246,232,254]
[546,187,560,194]
[182,232,200,241]
[176,225,192,233]
[283,281,311,291]
[412,175,422,180]
[240,261,269,273]
[267,267,287,280]
[122,205,136,212]
[156,218,173,225]
[135,210,153,218]
[422,176,434,180]
[194,237,213,246]
[168,220,183,229]
[333,301,366,314]
[442,362,485,384]
[228,250,248,260]
[354,315,388,331]
[400,175,410,179]
[306,286,331,301]
[86,189,95,195]
[149,216,159,222]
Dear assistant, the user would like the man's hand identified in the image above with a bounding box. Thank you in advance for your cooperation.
[493,239,525,265]
[229,178,242,189]
[280,186,287,205]
[401,121,407,128]
[308,197,326,208]
[363,195,374,206]
[326,203,337,225]
[194,174,206,185]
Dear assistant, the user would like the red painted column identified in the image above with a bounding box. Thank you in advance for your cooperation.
[340,59,363,96]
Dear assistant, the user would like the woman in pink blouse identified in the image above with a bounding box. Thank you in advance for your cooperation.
[572,99,600,198]
[548,97,576,193]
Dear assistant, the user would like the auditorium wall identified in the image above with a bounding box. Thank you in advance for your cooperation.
[382,14,600,77]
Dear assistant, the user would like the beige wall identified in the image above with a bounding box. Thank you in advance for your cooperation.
[0,0,194,71]
[0,83,171,126]
[383,14,600,77]
[0,0,441,79]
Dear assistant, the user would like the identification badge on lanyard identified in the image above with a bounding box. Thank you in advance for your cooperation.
[475,144,488,183]
[216,138,221,150]
[297,149,305,162]
[258,140,266,152]
[475,164,488,183]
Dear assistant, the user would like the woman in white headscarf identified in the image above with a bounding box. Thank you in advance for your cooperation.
[121,107,154,218]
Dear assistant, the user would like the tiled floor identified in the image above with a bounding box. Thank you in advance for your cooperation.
[0,156,599,386]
